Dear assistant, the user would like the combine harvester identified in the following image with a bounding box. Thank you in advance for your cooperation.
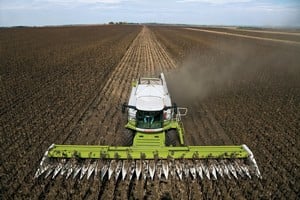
[35,73,261,181]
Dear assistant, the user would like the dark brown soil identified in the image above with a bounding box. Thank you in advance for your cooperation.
[1,25,299,199]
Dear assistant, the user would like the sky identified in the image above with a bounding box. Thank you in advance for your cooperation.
[0,0,299,27]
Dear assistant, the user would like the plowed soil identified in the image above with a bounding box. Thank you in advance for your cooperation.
[1,25,299,199]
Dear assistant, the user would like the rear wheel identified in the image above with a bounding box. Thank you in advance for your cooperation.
[121,129,134,146]
[165,129,180,146]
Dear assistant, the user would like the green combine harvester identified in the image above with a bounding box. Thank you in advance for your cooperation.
[35,73,261,181]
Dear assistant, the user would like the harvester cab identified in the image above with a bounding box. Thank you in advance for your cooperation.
[122,73,187,147]
[35,73,261,181]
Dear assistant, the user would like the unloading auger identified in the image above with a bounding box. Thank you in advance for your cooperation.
[35,73,261,181]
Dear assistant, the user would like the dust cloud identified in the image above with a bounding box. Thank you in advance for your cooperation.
[165,51,240,105]
[165,40,300,106]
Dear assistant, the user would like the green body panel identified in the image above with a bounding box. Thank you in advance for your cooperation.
[48,144,249,159]
[46,119,250,160]
[125,120,185,145]
[133,132,166,147]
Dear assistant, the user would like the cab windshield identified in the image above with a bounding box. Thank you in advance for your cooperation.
[136,110,163,129]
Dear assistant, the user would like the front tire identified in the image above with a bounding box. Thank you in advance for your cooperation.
[165,129,180,146]
[121,129,134,146]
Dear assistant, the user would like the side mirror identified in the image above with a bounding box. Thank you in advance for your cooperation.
[122,103,127,113]
[173,103,177,114]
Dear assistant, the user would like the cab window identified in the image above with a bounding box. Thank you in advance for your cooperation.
[136,110,163,129]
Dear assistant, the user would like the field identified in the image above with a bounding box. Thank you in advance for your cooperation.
[0,25,299,199]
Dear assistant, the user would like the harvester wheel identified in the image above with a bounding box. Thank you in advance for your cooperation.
[122,129,134,146]
[165,129,180,146]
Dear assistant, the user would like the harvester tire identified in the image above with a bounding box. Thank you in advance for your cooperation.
[122,129,134,146]
[165,129,180,146]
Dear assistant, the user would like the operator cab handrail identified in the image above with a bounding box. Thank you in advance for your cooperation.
[174,107,188,122]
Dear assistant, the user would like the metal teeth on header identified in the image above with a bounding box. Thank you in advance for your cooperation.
[35,157,262,181]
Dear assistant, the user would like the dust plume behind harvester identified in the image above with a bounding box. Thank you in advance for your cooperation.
[35,73,261,181]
